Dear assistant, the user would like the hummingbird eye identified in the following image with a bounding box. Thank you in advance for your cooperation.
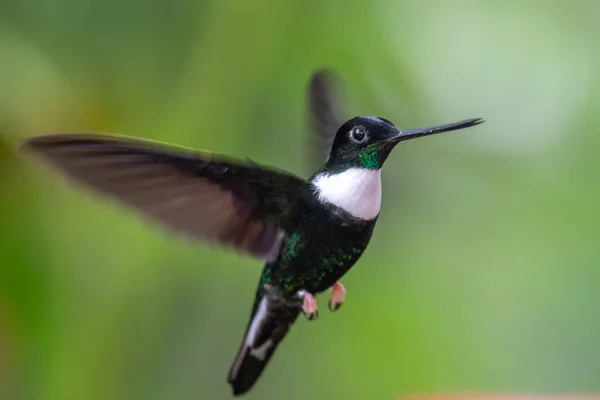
[349,126,368,145]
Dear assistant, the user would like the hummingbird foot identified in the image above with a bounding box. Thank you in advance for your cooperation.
[328,282,346,312]
[298,290,319,320]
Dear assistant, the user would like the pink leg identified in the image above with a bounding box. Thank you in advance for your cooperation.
[300,291,319,321]
[329,282,346,312]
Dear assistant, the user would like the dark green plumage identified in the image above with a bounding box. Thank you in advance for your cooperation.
[20,70,484,397]
[258,195,376,294]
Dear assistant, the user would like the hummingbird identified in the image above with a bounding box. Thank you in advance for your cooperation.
[21,70,483,396]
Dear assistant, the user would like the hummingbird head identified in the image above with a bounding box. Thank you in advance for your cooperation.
[312,116,483,220]
[324,116,484,172]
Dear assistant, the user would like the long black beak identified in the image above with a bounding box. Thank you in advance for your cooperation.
[391,118,484,143]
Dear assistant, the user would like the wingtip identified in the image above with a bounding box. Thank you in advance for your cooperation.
[16,135,61,160]
[308,68,342,90]
[18,134,89,154]
[18,135,43,153]
[310,67,335,80]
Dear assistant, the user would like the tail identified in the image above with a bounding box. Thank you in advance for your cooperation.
[228,284,302,396]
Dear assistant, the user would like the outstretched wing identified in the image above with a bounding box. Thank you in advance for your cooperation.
[23,133,308,262]
[307,69,345,169]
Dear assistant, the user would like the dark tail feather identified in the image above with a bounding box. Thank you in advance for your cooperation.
[228,285,302,396]
[228,343,273,396]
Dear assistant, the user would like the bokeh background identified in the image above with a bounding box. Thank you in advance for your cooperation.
[1,1,600,399]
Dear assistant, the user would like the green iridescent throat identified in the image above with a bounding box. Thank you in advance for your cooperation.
[358,148,381,170]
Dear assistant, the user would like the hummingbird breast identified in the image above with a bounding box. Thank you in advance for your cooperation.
[259,188,377,295]
[311,168,382,220]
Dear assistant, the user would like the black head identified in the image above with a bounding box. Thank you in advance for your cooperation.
[324,116,484,172]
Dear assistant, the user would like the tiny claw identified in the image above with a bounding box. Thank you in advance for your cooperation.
[300,291,318,321]
[329,282,346,313]
[328,300,342,312]
[303,309,319,321]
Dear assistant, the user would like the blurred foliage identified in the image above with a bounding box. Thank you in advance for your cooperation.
[1,0,600,399]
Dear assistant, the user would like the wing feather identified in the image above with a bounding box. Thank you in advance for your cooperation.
[307,69,345,168]
[22,133,306,262]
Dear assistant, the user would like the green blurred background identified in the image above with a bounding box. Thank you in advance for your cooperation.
[1,0,600,399]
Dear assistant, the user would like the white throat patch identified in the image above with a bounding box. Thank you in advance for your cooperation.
[312,168,382,220]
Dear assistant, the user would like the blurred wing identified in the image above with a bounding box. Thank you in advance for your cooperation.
[307,69,345,169]
[23,134,307,262]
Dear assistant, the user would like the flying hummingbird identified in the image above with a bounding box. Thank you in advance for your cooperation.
[21,70,483,396]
